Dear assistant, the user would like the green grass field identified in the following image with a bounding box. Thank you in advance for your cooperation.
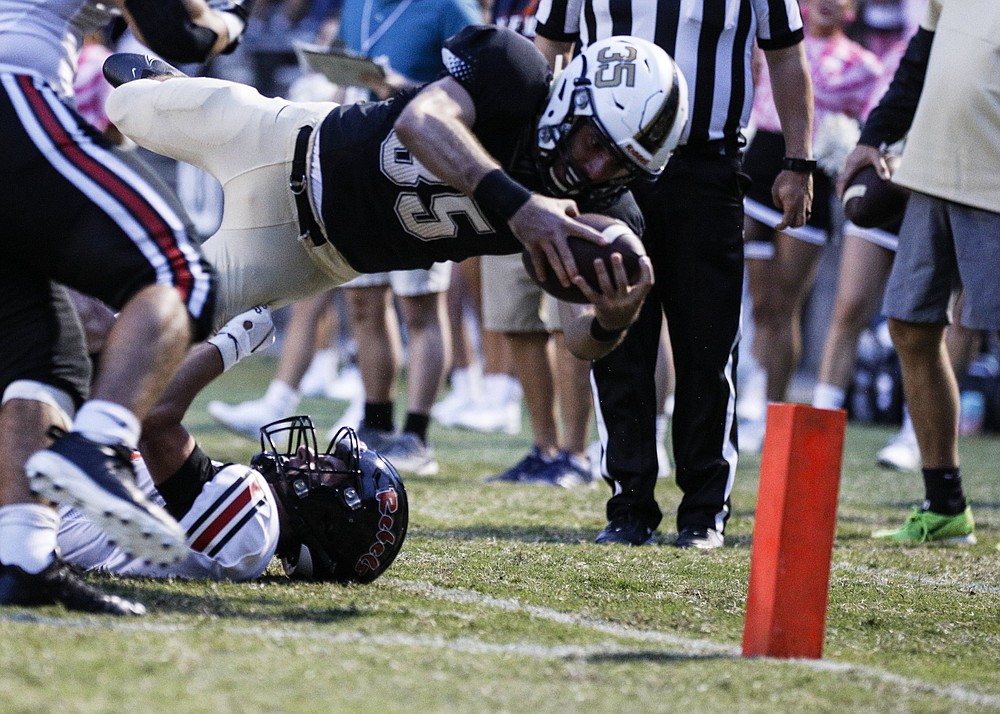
[3,356,999,713]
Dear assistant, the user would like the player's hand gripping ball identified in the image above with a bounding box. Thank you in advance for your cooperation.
[522,213,646,304]
[841,155,909,228]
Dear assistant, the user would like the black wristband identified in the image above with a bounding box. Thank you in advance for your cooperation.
[473,169,532,222]
[589,317,626,343]
[781,157,818,173]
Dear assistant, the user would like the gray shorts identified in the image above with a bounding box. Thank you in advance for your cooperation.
[480,253,562,333]
[343,261,452,297]
[883,191,1000,329]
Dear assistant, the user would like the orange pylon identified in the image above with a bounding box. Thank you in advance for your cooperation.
[742,403,847,659]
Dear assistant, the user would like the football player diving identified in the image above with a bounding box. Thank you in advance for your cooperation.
[49,26,684,559]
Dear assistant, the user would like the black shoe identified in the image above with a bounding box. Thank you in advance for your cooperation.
[674,527,724,549]
[0,559,145,616]
[103,53,187,88]
[595,516,655,546]
[25,430,187,567]
[483,447,553,483]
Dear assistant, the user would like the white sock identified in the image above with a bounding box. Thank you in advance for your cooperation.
[0,504,59,574]
[264,380,301,415]
[900,406,915,438]
[74,399,141,449]
[812,383,846,410]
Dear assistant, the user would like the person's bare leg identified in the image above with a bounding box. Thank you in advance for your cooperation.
[553,332,592,457]
[90,284,191,420]
[747,231,823,402]
[347,285,401,405]
[398,292,450,416]
[26,285,197,566]
[816,235,894,391]
[944,294,981,378]
[140,343,228,483]
[509,331,558,456]
[446,261,477,375]
[889,320,958,468]
[0,400,71,506]
[274,292,334,388]
[654,318,675,413]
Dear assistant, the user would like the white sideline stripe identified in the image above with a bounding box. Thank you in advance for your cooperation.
[0,612,667,659]
[3,576,999,708]
[391,580,1000,708]
[3,607,999,708]
[394,580,736,654]
[833,563,1000,595]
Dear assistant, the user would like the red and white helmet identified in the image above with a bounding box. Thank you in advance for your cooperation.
[536,36,689,196]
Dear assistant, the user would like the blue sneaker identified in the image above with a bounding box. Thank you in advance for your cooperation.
[25,430,187,567]
[483,447,554,483]
[521,450,593,488]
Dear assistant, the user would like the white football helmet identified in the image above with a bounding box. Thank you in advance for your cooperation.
[535,36,689,197]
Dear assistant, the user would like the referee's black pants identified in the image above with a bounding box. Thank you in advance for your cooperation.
[592,150,747,534]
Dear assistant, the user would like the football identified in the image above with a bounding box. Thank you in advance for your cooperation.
[841,156,909,228]
[521,213,645,304]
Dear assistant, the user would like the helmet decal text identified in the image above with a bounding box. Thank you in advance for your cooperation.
[355,487,401,576]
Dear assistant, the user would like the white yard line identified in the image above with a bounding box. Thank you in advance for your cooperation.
[3,576,999,709]
[392,580,1000,709]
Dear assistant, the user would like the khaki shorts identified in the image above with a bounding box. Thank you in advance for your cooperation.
[107,77,359,330]
[480,253,561,332]
[883,191,1000,329]
[343,261,452,296]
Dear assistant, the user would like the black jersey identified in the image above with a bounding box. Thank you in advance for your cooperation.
[315,25,642,273]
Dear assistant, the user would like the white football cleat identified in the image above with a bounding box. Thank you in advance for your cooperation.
[299,349,338,397]
[877,426,920,472]
[325,364,363,401]
[207,396,286,440]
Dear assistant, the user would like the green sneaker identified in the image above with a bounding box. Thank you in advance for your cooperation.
[872,504,977,544]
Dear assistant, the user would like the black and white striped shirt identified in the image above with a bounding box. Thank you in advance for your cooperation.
[535,0,804,147]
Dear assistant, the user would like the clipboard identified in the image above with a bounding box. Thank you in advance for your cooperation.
[293,42,386,88]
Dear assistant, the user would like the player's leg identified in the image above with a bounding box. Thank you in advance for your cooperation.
[2,78,210,565]
[0,280,144,615]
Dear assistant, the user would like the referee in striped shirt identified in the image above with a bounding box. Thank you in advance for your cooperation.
[535,0,815,548]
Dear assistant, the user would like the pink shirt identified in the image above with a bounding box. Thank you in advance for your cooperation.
[752,32,884,134]
[73,41,113,131]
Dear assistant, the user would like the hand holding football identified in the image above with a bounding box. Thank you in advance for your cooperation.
[521,214,645,304]
[841,155,909,228]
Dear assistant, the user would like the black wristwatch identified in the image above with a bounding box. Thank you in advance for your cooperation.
[781,157,818,173]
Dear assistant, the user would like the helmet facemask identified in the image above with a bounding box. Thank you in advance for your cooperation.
[252,416,408,583]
